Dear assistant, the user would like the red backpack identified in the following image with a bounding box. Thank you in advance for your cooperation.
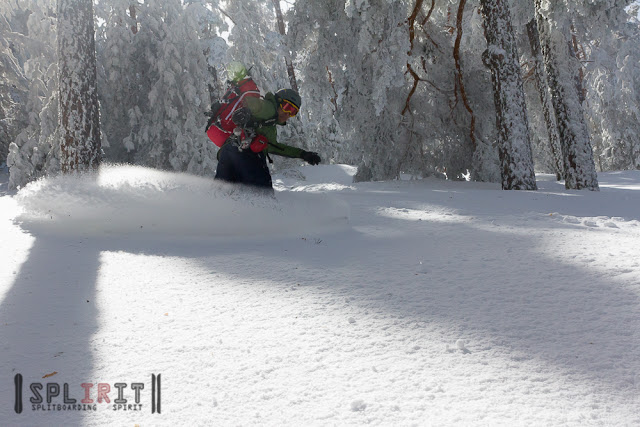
[205,78,261,147]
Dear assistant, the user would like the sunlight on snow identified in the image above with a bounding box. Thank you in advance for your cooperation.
[377,206,468,223]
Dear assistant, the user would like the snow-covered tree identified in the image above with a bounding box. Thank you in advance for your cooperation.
[479,0,537,190]
[525,18,563,179]
[57,0,102,173]
[581,5,640,171]
[288,0,352,165]
[341,0,411,181]
[4,0,60,188]
[94,0,139,164]
[96,0,225,175]
[290,0,415,181]
[534,0,599,190]
[0,26,27,164]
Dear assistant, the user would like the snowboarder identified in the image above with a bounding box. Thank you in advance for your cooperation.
[214,88,321,191]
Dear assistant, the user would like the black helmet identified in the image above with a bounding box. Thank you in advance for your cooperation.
[275,88,302,109]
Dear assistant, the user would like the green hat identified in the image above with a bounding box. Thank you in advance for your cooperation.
[275,88,302,109]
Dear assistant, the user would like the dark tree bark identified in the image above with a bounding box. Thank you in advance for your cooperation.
[58,0,102,173]
[480,0,537,190]
[129,4,138,34]
[534,1,599,190]
[527,19,564,181]
[453,0,476,148]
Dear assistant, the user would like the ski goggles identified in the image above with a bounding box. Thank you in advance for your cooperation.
[280,99,299,117]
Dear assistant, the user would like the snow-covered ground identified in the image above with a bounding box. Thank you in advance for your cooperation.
[1,164,639,426]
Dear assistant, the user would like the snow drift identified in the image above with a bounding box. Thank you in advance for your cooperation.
[15,164,349,238]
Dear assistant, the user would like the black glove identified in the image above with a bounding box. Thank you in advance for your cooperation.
[301,150,321,165]
[231,107,252,127]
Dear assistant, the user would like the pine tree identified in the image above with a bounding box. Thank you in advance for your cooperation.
[288,0,350,165]
[290,0,412,181]
[0,31,25,164]
[1,4,35,165]
[4,0,60,188]
[57,0,102,173]
[94,0,139,163]
[580,5,640,171]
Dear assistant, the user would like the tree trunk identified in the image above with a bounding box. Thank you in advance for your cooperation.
[526,19,564,181]
[0,113,8,164]
[272,0,298,91]
[129,4,138,35]
[58,0,102,173]
[534,1,598,190]
[480,0,537,190]
[453,0,476,148]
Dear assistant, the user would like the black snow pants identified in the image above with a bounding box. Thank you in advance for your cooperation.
[214,142,273,190]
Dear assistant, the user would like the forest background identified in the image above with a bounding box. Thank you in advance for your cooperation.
[1,0,639,189]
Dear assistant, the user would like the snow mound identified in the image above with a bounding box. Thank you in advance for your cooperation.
[273,164,357,192]
[15,164,349,238]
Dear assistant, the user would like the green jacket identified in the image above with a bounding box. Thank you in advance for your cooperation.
[243,92,304,159]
